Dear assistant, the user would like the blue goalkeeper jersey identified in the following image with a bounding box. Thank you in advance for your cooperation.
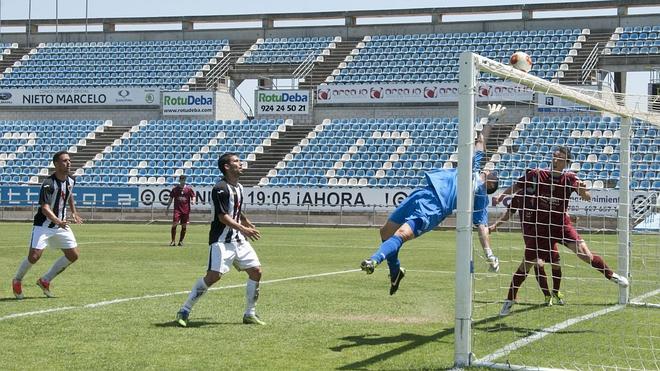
[423,150,488,225]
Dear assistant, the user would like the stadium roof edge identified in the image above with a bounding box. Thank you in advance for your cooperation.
[1,0,659,29]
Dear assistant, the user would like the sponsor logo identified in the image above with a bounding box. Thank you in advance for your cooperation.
[145,93,155,104]
[370,87,383,99]
[423,86,437,98]
[317,89,330,100]
[0,92,12,100]
[118,89,130,98]
[163,95,213,105]
[257,92,308,103]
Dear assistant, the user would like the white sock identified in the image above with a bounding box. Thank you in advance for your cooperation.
[14,258,33,281]
[182,278,208,312]
[42,256,73,282]
[484,248,494,258]
[244,279,260,316]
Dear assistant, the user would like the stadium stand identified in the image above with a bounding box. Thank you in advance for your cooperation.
[603,25,660,55]
[1,115,658,190]
[0,119,108,184]
[490,115,660,190]
[77,119,288,186]
[237,36,341,65]
[325,29,587,84]
[0,40,229,89]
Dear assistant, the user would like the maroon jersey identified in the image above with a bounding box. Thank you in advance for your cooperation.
[170,185,195,214]
[516,169,579,227]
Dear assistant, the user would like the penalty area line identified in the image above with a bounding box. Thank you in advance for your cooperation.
[0,269,359,322]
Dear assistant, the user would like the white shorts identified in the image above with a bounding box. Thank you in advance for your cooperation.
[30,226,78,250]
[208,241,261,274]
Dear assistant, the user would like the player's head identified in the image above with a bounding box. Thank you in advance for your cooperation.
[52,150,71,173]
[178,174,187,186]
[217,152,241,177]
[484,170,499,194]
[552,146,571,172]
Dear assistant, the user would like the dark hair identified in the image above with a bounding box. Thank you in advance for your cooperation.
[53,150,69,163]
[555,146,572,163]
[217,152,238,175]
[486,171,499,194]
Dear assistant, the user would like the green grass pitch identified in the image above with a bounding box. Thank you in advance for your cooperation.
[0,222,657,370]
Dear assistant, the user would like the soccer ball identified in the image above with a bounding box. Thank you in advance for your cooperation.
[509,51,533,72]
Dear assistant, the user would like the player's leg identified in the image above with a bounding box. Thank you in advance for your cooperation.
[532,261,552,305]
[13,227,48,299]
[177,214,189,246]
[548,243,564,304]
[177,243,229,327]
[170,212,180,246]
[234,241,265,325]
[562,225,628,287]
[535,240,553,304]
[37,229,79,298]
[501,238,537,316]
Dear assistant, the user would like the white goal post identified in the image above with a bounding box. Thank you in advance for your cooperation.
[455,51,658,369]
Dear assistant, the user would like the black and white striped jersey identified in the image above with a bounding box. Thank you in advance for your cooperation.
[33,174,75,228]
[208,178,245,244]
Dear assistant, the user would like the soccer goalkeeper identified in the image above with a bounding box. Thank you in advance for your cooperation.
[360,104,503,295]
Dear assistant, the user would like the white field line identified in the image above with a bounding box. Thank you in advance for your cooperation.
[0,269,360,322]
[476,288,660,364]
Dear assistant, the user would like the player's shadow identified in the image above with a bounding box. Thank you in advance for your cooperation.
[153,319,237,328]
[0,296,52,302]
[333,314,505,370]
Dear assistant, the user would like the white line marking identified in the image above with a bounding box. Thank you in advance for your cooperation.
[476,288,660,364]
[0,269,359,322]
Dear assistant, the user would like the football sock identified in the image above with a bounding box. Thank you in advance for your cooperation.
[507,266,528,300]
[14,258,33,281]
[245,279,260,316]
[42,256,73,282]
[182,278,208,312]
[590,254,613,279]
[552,266,562,293]
[179,226,187,242]
[533,266,551,297]
[370,235,404,264]
[483,247,494,258]
[170,226,177,242]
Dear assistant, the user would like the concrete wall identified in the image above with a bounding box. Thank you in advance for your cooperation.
[3,13,659,47]
[0,108,159,126]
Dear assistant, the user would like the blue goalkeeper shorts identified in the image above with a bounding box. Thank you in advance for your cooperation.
[388,187,450,237]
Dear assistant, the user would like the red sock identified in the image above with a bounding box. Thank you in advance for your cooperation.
[590,254,613,279]
[171,226,177,242]
[507,267,528,301]
[534,266,550,297]
[179,227,187,243]
[552,266,562,293]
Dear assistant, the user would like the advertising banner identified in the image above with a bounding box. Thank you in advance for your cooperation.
[162,91,214,116]
[537,85,598,112]
[0,186,139,207]
[0,87,159,107]
[316,82,532,104]
[255,90,310,115]
[2,185,653,218]
[137,186,655,218]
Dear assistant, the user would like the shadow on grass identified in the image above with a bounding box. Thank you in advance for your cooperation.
[153,320,238,328]
[475,302,594,336]
[0,296,52,302]
[333,313,507,370]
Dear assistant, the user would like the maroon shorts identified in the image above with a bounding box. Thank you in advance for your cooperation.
[521,223,582,264]
[173,211,190,225]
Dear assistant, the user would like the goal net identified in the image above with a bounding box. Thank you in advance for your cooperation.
[455,52,660,370]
